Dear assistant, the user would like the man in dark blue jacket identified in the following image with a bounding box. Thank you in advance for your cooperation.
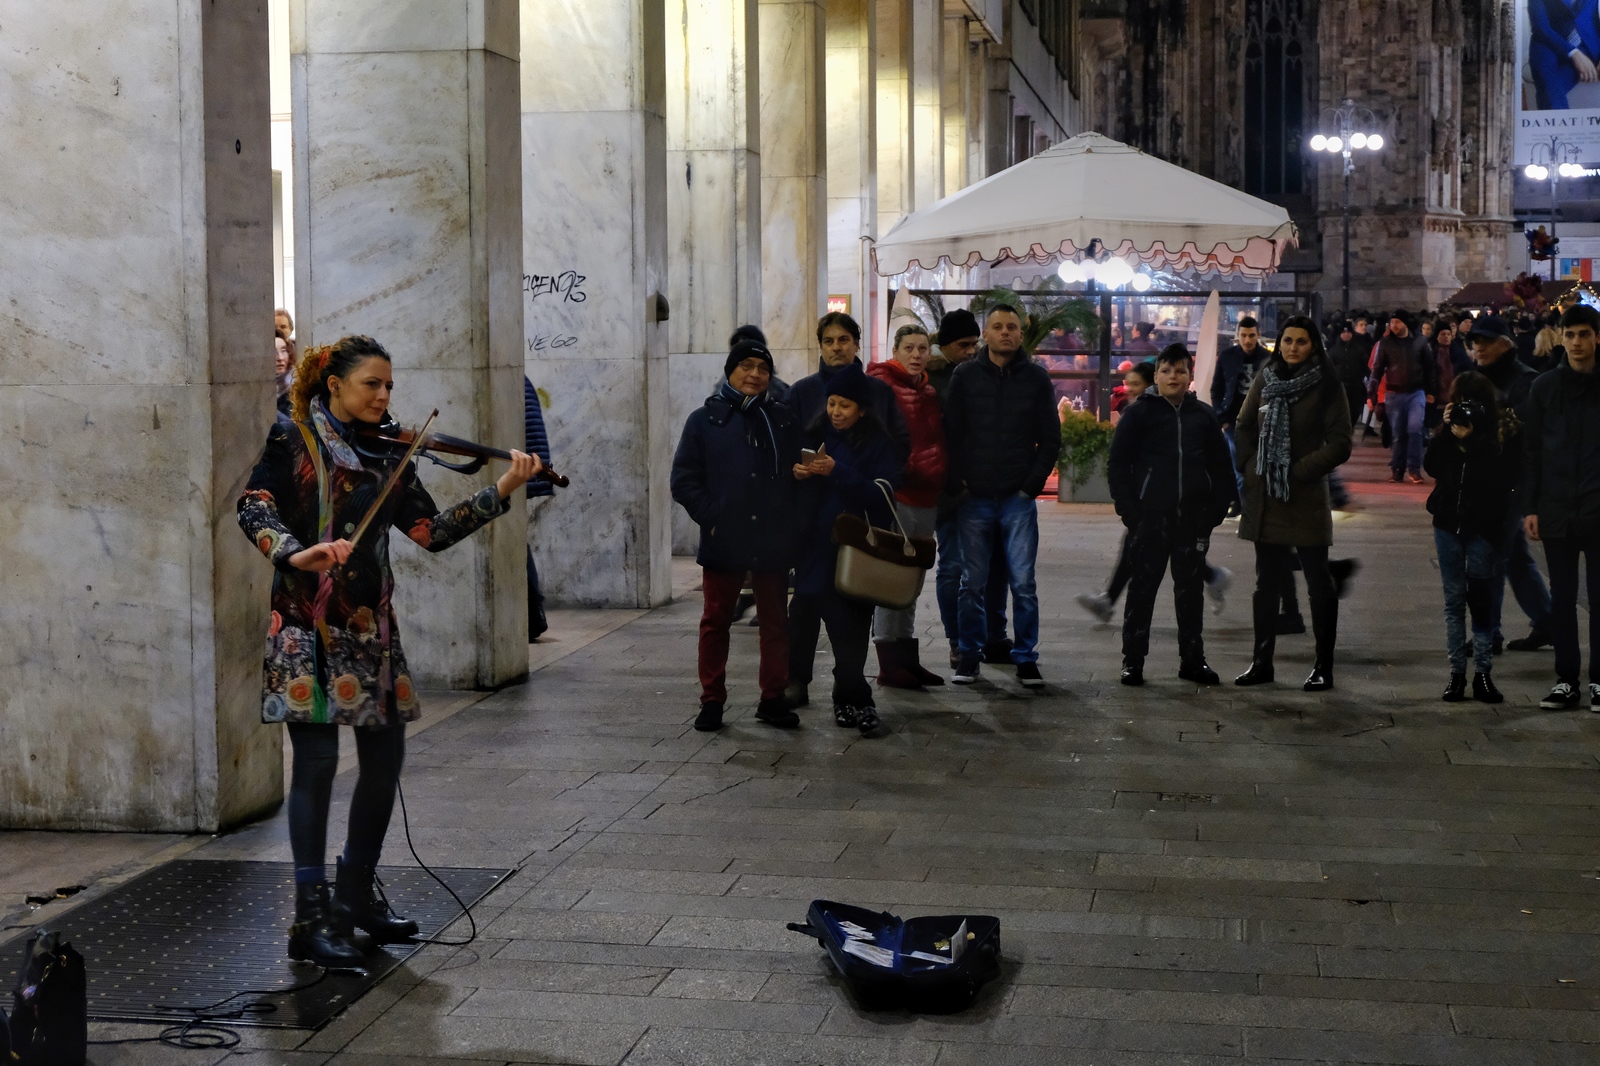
[786,312,911,457]
[1109,345,1238,686]
[943,304,1060,687]
[671,339,803,731]
[524,377,554,639]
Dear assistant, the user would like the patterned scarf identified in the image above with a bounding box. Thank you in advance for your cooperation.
[718,381,780,476]
[1255,361,1323,502]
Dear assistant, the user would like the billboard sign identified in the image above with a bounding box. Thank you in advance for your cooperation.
[1516,1,1600,165]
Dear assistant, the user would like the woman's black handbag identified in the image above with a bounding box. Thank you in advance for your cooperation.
[9,929,87,1066]
[788,899,1001,1012]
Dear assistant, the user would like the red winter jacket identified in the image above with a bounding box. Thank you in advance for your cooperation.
[867,359,947,508]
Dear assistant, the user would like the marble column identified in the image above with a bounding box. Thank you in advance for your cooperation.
[760,0,830,384]
[826,0,877,339]
[910,0,944,207]
[667,0,762,555]
[0,1,279,830]
[522,0,673,607]
[942,16,969,197]
[292,1,529,682]
[876,0,914,241]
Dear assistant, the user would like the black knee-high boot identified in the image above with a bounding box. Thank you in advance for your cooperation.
[1304,597,1337,691]
[1236,590,1278,685]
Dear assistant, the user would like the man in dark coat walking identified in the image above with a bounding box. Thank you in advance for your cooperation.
[943,304,1061,687]
[1523,304,1600,710]
[1209,316,1265,502]
[1369,310,1439,482]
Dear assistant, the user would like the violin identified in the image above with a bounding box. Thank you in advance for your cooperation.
[354,420,570,488]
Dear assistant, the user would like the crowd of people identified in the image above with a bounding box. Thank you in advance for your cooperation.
[671,296,1600,727]
[671,306,1058,737]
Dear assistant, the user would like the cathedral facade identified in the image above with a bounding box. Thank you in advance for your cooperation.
[1081,0,1518,308]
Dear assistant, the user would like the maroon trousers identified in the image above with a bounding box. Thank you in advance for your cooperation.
[699,569,789,705]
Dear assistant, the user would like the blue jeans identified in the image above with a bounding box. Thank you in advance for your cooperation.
[1224,426,1244,501]
[1435,528,1496,675]
[936,515,1009,646]
[1387,388,1426,476]
[1492,514,1552,639]
[956,494,1040,662]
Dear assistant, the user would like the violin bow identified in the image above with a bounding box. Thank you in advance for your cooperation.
[347,408,438,549]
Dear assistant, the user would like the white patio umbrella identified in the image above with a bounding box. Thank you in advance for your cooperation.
[874,131,1296,278]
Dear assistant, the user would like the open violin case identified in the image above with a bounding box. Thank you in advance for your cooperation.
[787,900,1001,1011]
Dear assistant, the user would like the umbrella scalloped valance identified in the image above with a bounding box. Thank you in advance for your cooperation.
[874,132,1297,279]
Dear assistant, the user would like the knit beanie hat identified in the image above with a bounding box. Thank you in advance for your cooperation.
[936,308,980,346]
[825,362,872,407]
[725,338,775,379]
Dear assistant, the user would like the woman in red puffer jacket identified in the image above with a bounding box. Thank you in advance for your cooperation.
[866,324,949,688]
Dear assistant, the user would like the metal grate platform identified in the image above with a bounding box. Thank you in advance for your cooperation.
[17,859,511,1030]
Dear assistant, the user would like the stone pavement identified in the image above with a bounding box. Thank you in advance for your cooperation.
[41,436,1600,1063]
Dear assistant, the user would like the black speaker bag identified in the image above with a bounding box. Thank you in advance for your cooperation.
[788,899,1000,1011]
[9,929,87,1066]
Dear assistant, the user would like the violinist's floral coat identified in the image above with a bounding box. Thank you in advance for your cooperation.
[238,401,509,727]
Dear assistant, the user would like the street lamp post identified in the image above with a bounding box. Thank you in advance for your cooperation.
[1524,136,1583,280]
[1309,100,1383,313]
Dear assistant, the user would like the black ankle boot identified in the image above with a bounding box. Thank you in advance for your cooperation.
[334,858,419,944]
[1442,673,1468,702]
[1302,664,1333,691]
[1472,672,1504,704]
[289,882,365,967]
[1236,591,1277,686]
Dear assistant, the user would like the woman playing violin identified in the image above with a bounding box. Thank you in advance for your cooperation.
[237,335,539,968]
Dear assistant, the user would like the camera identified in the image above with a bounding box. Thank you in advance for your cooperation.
[1446,400,1485,428]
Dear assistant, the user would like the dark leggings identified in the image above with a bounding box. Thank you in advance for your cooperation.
[287,720,406,882]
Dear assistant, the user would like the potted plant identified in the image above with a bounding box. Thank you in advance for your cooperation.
[1058,407,1114,502]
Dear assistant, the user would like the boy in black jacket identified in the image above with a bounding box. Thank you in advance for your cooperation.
[1109,345,1239,686]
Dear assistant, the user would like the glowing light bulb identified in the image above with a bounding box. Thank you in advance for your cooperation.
[1098,258,1135,289]
[1367,134,1384,151]
[1057,261,1083,283]
[1326,137,1343,153]
[1309,134,1327,151]
[1350,133,1368,150]
[1526,164,1548,180]
[1130,272,1152,293]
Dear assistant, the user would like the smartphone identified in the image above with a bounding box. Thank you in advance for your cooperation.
[800,444,828,464]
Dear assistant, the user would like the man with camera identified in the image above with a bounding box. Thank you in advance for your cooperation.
[1466,314,1551,654]
[1522,304,1600,710]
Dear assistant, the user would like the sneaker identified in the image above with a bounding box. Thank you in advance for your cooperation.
[1506,629,1551,652]
[856,706,884,737]
[1390,470,1404,483]
[1204,567,1232,615]
[951,655,981,684]
[1590,682,1600,711]
[1405,473,1425,485]
[1016,662,1045,688]
[832,703,859,728]
[1076,592,1115,624]
[1474,673,1504,705]
[1540,681,1581,711]
[756,699,801,728]
[982,638,1015,665]
[1120,661,1144,686]
[694,701,725,731]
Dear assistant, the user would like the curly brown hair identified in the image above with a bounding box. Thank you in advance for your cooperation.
[288,335,391,423]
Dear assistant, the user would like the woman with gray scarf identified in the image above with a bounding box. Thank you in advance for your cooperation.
[1233,316,1353,691]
